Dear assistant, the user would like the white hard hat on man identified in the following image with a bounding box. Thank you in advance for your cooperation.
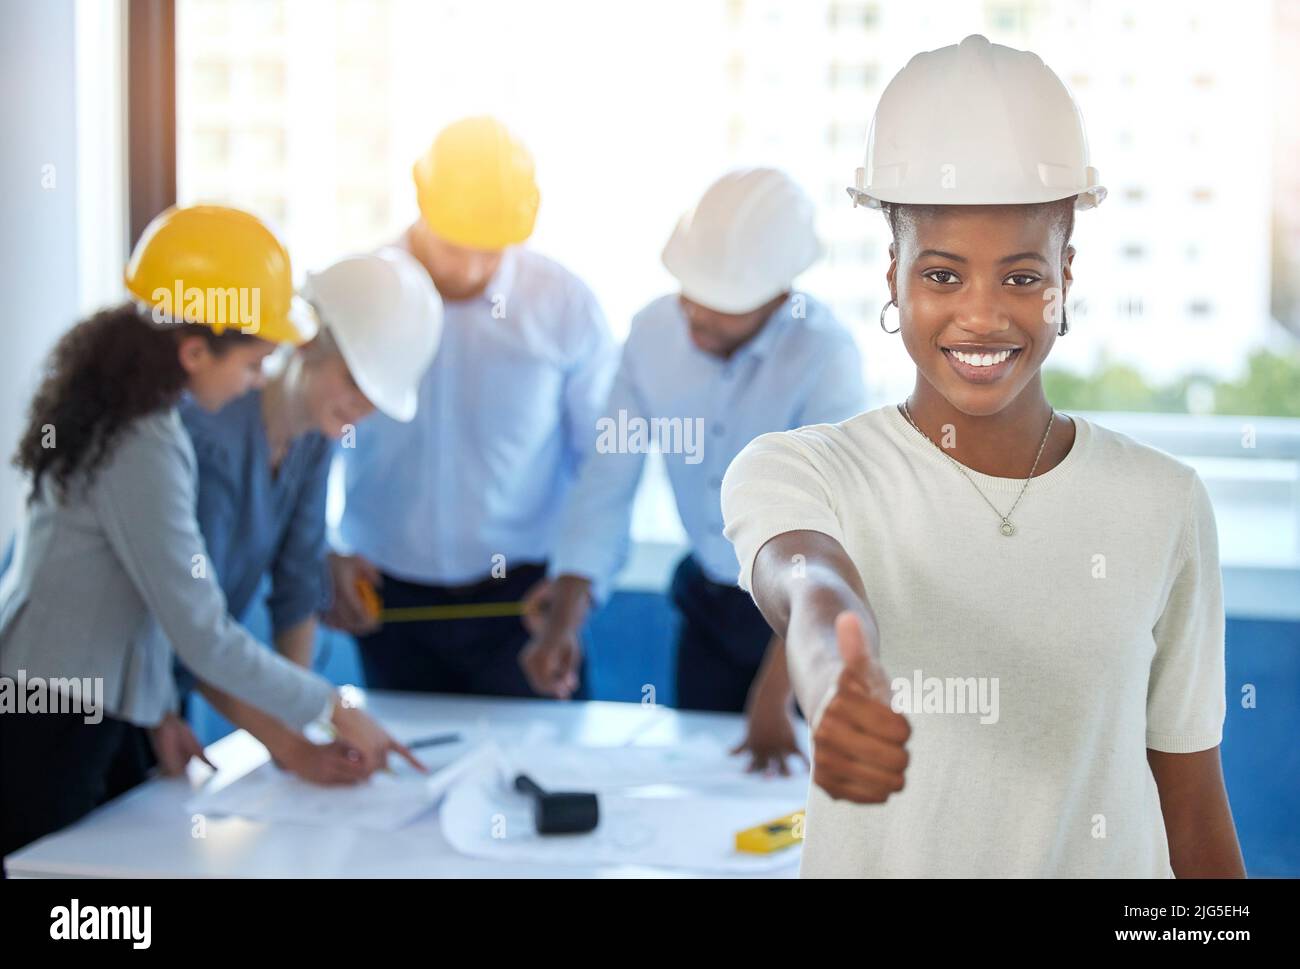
[662,167,823,316]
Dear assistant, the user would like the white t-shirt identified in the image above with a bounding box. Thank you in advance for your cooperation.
[721,404,1226,877]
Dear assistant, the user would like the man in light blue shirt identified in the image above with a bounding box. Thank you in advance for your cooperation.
[520,169,866,772]
[325,117,617,699]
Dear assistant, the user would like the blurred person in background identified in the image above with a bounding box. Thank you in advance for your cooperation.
[177,248,441,785]
[324,116,618,701]
[0,206,417,857]
[522,169,866,774]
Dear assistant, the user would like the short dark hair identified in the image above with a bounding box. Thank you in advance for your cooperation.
[880,198,1076,261]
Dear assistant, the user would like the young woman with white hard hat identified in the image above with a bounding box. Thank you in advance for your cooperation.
[174,248,442,785]
[0,206,420,855]
[721,35,1243,876]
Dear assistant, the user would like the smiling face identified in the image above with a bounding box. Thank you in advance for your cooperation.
[886,200,1075,417]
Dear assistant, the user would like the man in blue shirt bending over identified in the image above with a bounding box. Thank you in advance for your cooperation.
[520,169,867,772]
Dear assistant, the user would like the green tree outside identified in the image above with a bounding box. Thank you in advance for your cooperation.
[1044,348,1300,417]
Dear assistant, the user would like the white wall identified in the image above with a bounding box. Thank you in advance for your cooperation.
[0,0,82,542]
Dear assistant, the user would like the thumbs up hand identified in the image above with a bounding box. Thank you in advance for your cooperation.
[835,611,893,704]
[810,611,911,804]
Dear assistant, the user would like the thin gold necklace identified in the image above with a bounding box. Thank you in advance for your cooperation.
[900,399,1056,537]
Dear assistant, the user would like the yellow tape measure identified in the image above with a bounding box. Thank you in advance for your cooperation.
[356,579,527,624]
[735,810,805,854]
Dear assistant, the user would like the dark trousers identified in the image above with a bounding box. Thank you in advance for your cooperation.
[0,707,155,863]
[358,562,588,699]
[671,555,776,713]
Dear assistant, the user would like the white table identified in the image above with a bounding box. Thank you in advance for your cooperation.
[4,692,808,878]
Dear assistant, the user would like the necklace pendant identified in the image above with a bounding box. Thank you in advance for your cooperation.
[999,519,1015,537]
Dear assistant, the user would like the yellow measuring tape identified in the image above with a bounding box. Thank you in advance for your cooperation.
[735,810,805,854]
[356,579,527,624]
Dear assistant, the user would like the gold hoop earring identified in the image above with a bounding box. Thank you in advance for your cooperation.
[880,298,900,334]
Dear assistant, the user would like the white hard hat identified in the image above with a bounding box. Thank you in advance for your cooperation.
[847,34,1106,211]
[662,168,823,315]
[301,247,442,423]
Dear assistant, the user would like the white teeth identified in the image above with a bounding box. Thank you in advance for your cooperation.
[950,348,1014,367]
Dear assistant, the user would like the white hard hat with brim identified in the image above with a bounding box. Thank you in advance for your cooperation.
[302,248,442,423]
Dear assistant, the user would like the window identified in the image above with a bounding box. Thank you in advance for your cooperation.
[1118,296,1145,317]
[828,3,879,29]
[829,62,876,89]
[251,61,285,99]
[193,60,230,100]
[163,0,1300,597]
[826,123,868,151]
[173,0,1296,427]
[987,3,1026,32]
[726,53,745,85]
[194,128,230,166]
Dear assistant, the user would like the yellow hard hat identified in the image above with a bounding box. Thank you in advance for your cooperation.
[124,204,312,345]
[412,116,540,251]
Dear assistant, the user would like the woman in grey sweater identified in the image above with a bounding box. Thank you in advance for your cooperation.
[0,205,418,858]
